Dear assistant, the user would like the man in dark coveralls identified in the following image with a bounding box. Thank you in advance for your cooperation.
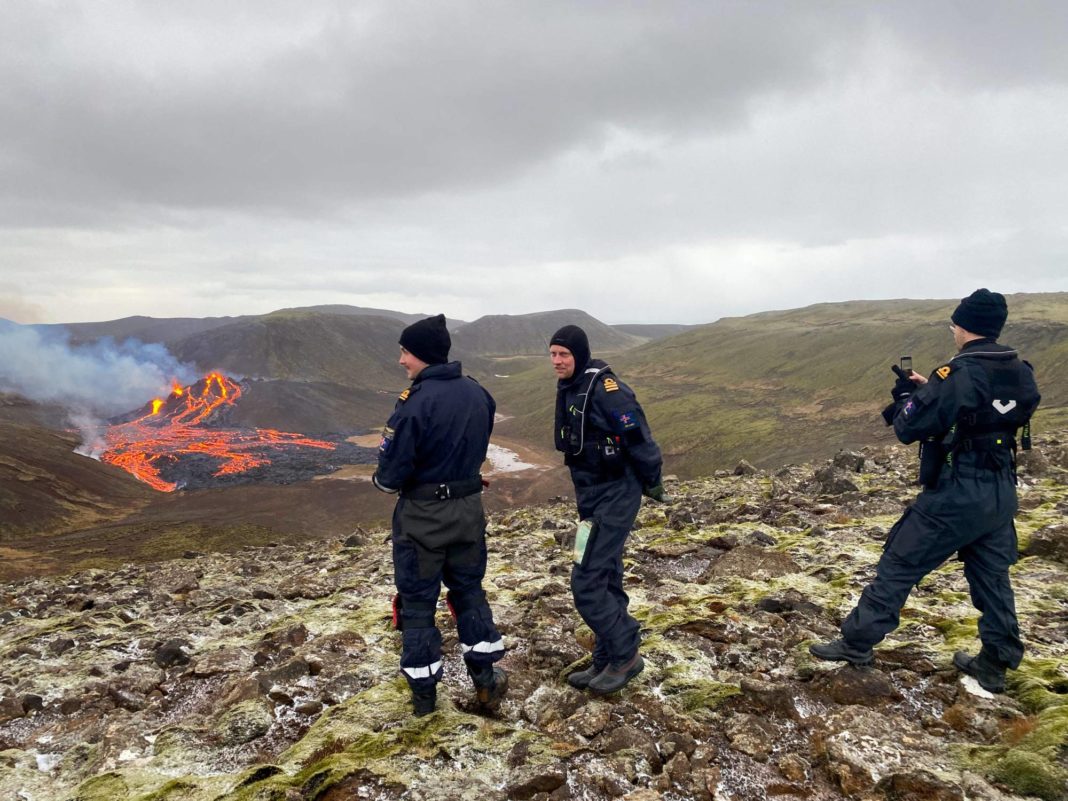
[549,325,667,695]
[811,290,1040,693]
[372,314,507,716]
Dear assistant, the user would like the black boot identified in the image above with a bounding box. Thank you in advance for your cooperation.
[953,648,1007,693]
[809,639,874,666]
[411,686,437,717]
[588,653,644,695]
[567,663,605,690]
[468,663,509,708]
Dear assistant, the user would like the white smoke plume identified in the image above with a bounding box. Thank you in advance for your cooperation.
[0,321,198,454]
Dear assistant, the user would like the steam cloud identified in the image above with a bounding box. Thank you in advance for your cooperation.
[0,321,198,454]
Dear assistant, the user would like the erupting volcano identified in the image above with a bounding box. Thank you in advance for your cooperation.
[100,372,370,491]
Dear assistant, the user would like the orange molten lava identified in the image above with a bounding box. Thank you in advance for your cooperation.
[101,373,336,492]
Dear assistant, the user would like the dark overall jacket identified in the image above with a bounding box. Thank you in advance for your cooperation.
[372,362,503,689]
[554,359,662,490]
[841,339,1040,667]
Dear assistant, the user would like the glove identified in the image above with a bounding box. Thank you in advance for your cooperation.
[643,482,672,503]
[890,365,916,403]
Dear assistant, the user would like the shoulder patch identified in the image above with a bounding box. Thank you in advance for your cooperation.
[935,365,952,381]
[603,377,620,392]
[398,388,410,402]
[379,425,395,453]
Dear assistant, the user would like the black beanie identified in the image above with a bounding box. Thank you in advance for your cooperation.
[399,314,451,365]
[951,289,1008,339]
[549,325,591,372]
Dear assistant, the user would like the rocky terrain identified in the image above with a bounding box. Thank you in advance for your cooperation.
[1,436,1066,801]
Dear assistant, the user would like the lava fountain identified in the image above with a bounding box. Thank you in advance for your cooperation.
[100,372,346,491]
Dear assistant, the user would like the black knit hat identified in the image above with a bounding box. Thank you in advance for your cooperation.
[549,325,590,372]
[399,314,451,365]
[951,289,1008,339]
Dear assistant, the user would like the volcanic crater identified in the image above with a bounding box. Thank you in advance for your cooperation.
[99,372,375,491]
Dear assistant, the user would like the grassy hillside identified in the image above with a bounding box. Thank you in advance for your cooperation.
[612,322,696,340]
[452,308,645,356]
[489,293,1068,476]
[168,311,407,389]
[272,304,460,326]
[0,417,154,542]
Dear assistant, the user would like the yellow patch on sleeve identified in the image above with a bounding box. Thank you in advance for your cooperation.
[935,365,952,380]
[398,388,410,401]
[603,378,620,392]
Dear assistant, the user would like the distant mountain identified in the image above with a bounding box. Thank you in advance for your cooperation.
[168,310,406,388]
[452,309,645,357]
[38,314,248,346]
[39,306,462,348]
[272,305,465,326]
[612,323,696,341]
[489,293,1068,476]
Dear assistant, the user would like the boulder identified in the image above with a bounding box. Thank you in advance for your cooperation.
[1023,523,1068,564]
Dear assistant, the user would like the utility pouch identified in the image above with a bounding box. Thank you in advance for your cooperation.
[918,439,945,489]
[599,435,626,476]
[573,519,597,566]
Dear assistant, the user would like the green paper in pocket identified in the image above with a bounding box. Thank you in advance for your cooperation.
[573,519,596,565]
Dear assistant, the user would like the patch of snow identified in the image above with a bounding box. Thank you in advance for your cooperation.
[485,443,538,474]
[35,752,61,773]
[959,675,996,699]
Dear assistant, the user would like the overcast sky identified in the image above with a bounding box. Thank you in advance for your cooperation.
[2,1,1066,326]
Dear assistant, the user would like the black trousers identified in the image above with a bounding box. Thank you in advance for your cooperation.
[391,495,504,691]
[841,464,1023,667]
[572,469,643,667]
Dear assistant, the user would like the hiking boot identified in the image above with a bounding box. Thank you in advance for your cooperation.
[809,639,874,667]
[953,649,1007,693]
[411,687,436,717]
[567,663,606,690]
[588,653,645,695]
[469,664,509,708]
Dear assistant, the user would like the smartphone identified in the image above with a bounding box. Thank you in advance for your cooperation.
[900,355,913,374]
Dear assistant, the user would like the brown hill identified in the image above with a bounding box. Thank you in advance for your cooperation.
[452,309,645,357]
[0,412,155,566]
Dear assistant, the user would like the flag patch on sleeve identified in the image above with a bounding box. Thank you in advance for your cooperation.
[380,426,395,452]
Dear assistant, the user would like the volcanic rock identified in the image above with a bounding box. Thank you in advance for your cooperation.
[154,639,192,668]
[1023,522,1068,563]
[1,432,1066,801]
[833,450,866,472]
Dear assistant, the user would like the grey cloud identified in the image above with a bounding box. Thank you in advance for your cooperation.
[0,1,855,221]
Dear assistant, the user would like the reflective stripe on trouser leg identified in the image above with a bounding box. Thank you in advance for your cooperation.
[393,518,445,691]
[444,548,505,668]
[401,660,443,680]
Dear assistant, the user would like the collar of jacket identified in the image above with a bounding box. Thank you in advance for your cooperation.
[557,358,608,391]
[414,361,463,383]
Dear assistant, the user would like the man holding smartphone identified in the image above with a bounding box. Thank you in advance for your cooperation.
[810,290,1040,693]
[549,325,666,695]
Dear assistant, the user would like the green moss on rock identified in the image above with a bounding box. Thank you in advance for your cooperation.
[990,749,1066,801]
